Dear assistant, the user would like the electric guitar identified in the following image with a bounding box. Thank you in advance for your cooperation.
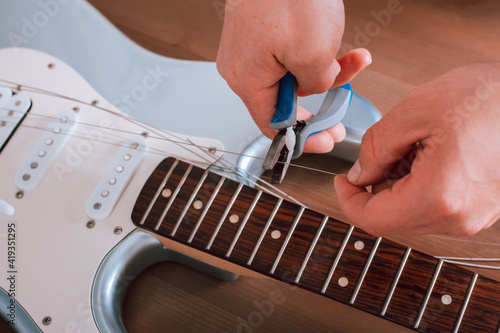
[1,47,500,333]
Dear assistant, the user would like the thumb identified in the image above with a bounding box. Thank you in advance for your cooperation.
[347,106,427,187]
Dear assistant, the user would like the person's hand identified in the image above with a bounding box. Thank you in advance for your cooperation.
[335,62,500,236]
[216,0,371,154]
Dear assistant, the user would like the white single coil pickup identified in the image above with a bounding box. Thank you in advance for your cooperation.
[85,135,148,221]
[15,109,77,191]
[0,89,31,149]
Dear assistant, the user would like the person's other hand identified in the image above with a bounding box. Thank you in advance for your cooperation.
[216,0,371,154]
[335,62,500,236]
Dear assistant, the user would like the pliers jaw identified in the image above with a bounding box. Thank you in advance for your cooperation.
[262,126,296,184]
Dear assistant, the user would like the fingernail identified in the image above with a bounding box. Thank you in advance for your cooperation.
[347,159,361,185]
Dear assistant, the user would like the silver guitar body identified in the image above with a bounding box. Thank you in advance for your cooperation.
[0,1,380,332]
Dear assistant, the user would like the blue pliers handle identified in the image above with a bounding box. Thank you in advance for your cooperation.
[271,72,352,159]
[270,71,299,130]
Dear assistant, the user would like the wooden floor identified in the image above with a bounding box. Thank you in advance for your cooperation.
[8,0,496,332]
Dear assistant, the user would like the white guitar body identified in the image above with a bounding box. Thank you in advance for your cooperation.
[0,47,227,332]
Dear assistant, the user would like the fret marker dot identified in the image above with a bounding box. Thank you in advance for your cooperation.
[354,241,365,251]
[338,277,349,287]
[271,230,281,239]
[161,189,172,198]
[441,294,452,305]
[8,110,14,116]
[193,200,203,210]
[0,121,6,127]
[229,214,239,223]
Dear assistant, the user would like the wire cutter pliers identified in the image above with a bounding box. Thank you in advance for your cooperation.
[262,72,353,184]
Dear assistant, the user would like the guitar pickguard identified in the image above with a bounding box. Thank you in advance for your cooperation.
[0,47,224,332]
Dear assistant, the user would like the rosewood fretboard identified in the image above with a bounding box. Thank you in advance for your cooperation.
[131,158,500,332]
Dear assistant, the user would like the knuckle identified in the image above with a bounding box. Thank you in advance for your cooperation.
[432,192,476,235]
[291,52,337,93]
[435,193,463,219]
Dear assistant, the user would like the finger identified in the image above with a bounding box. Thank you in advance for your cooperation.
[303,123,346,153]
[296,104,346,153]
[334,175,433,236]
[347,104,429,187]
[234,80,283,140]
[331,48,372,87]
[296,48,372,97]
[286,50,341,95]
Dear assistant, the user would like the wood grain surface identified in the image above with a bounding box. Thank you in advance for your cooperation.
[84,0,500,332]
[18,0,498,332]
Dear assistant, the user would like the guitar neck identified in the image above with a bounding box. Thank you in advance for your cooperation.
[131,158,500,332]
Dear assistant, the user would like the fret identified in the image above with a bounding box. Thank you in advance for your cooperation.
[270,206,305,275]
[414,259,444,329]
[154,164,192,230]
[453,273,478,333]
[204,185,262,257]
[170,169,209,236]
[170,171,224,243]
[247,200,301,273]
[225,190,262,257]
[293,216,329,284]
[349,237,382,305]
[221,191,279,267]
[247,198,282,266]
[206,183,243,250]
[383,251,439,326]
[380,247,412,316]
[417,261,474,332]
[323,228,379,305]
[187,179,242,249]
[449,275,500,332]
[321,225,354,294]
[271,209,327,284]
[137,158,179,225]
[187,176,226,243]
[143,161,206,233]
[294,220,350,294]
[343,237,408,316]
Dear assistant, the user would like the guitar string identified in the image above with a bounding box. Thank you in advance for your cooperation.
[0,81,310,205]
[0,110,344,179]
[1,110,339,207]
[0,94,344,180]
[1,113,342,209]
[3,81,500,268]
